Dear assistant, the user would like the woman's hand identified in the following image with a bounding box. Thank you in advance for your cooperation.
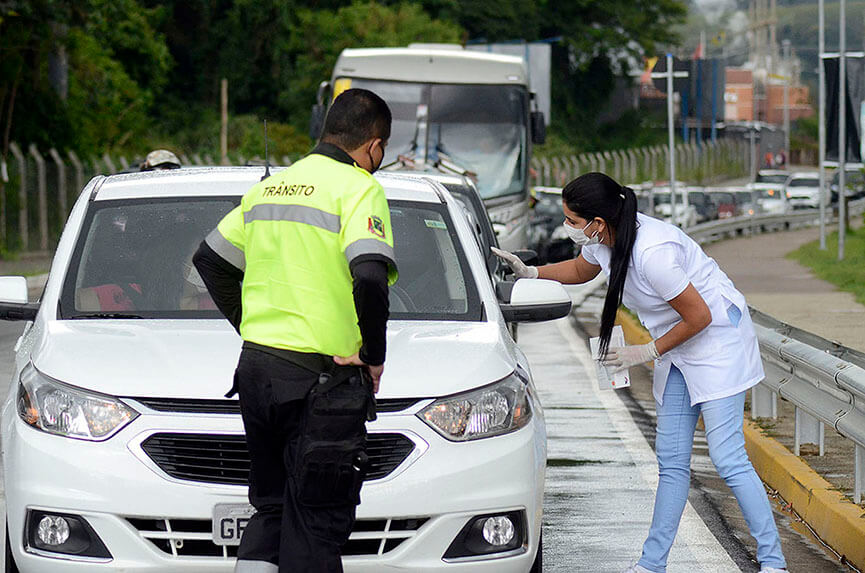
[491,247,539,279]
[601,341,660,373]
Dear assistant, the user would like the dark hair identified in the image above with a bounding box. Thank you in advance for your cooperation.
[562,172,639,356]
[320,88,392,150]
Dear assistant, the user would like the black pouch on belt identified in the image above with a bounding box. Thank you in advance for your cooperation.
[295,367,372,508]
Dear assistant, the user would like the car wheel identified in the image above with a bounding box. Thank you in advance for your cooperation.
[530,532,543,572]
[5,523,19,573]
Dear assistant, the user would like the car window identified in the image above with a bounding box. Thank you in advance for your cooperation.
[61,197,483,321]
[388,201,482,320]
[708,192,734,204]
[756,174,788,184]
[788,178,818,188]
[61,198,238,318]
[758,188,785,199]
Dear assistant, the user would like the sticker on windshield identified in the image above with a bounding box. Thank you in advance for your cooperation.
[424,219,447,230]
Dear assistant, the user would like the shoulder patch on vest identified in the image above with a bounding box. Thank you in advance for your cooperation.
[368,216,386,238]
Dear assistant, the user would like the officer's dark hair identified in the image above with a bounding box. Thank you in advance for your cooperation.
[562,172,639,357]
[320,88,392,150]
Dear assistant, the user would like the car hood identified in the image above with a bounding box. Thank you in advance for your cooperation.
[30,320,514,400]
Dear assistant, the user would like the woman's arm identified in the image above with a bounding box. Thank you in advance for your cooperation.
[653,283,712,355]
[537,254,601,285]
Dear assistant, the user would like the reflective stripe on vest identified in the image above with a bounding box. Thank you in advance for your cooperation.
[243,203,341,234]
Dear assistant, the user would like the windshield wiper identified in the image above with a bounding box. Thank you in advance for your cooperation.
[68,312,145,319]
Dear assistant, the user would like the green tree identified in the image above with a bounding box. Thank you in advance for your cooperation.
[281,1,463,128]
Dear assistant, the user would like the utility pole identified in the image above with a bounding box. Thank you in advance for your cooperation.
[838,0,847,260]
[818,0,827,250]
[783,39,791,164]
[660,55,689,225]
[668,54,677,224]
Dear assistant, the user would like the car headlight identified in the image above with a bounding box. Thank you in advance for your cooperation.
[418,373,532,441]
[17,364,138,441]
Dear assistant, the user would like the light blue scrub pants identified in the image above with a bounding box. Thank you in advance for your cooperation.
[637,311,786,572]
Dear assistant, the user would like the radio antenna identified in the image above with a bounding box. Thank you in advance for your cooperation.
[261,119,271,181]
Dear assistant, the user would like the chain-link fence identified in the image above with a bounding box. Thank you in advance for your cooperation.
[530,139,750,188]
[0,140,750,256]
[0,144,297,256]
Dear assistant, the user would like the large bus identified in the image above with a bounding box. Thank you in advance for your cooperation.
[310,44,546,251]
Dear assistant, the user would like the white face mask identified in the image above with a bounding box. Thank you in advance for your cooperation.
[563,220,600,246]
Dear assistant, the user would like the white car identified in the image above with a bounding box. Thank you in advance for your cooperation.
[784,171,821,210]
[0,168,569,572]
[647,188,699,228]
[746,169,790,215]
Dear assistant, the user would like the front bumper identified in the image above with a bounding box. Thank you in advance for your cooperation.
[2,401,546,572]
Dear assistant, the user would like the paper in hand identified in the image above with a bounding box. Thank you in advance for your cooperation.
[589,325,631,390]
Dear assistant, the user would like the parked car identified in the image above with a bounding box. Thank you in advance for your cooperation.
[705,189,737,219]
[687,190,719,223]
[529,186,576,264]
[785,171,821,210]
[650,187,699,228]
[0,168,565,572]
[747,169,789,214]
[830,168,865,204]
[733,190,759,217]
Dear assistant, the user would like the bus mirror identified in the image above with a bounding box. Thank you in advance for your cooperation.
[309,104,326,141]
[531,111,546,145]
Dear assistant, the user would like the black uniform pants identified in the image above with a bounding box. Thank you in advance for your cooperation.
[234,348,367,573]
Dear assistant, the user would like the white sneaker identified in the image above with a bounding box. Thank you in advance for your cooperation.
[759,568,787,573]
[623,566,654,573]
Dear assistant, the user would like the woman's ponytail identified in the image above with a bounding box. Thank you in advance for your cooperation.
[562,173,639,356]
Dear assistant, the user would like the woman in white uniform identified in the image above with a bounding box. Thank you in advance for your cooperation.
[493,172,786,573]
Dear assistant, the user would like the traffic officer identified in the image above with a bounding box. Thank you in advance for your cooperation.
[193,88,397,573]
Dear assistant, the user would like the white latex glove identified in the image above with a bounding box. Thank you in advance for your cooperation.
[490,247,539,279]
[601,341,660,373]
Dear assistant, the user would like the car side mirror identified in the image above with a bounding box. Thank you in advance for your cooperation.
[0,276,39,321]
[530,111,546,145]
[500,278,572,323]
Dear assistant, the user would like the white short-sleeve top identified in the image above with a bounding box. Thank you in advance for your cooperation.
[581,213,764,405]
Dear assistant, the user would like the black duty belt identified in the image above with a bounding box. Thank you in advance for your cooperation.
[242,341,340,375]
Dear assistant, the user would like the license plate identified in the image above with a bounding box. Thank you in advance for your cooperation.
[212,503,256,546]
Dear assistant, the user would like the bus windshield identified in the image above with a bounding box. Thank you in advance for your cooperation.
[344,78,528,200]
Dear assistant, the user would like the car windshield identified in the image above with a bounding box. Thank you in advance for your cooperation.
[688,192,707,205]
[345,78,528,200]
[788,178,818,188]
[60,197,482,321]
[758,188,785,199]
[651,193,686,205]
[734,192,753,204]
[708,192,735,204]
[756,173,788,184]
[831,170,863,184]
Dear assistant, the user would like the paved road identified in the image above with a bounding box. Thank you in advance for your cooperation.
[0,309,847,571]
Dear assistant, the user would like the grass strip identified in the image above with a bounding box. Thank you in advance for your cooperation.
[787,226,865,306]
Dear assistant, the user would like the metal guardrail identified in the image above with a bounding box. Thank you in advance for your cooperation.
[685,198,865,245]
[751,310,865,504]
[571,202,865,503]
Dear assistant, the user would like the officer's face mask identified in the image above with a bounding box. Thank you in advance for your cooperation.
[564,219,601,246]
[367,140,385,173]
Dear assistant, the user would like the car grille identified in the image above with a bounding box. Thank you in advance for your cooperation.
[126,516,429,558]
[140,432,416,485]
[132,396,422,414]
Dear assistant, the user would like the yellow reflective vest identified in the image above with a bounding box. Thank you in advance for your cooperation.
[206,143,397,357]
